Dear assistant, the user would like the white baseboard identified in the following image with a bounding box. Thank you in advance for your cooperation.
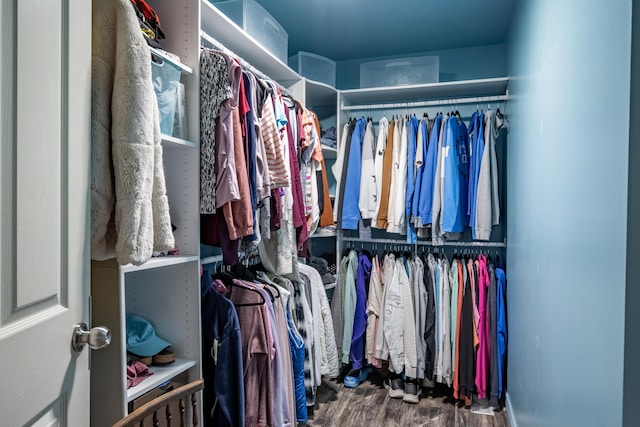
[506,392,518,427]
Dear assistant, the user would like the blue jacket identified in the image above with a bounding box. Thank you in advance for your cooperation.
[411,119,429,221]
[418,114,442,225]
[467,112,485,238]
[201,271,245,427]
[496,267,507,399]
[405,116,420,243]
[442,117,470,232]
[341,118,367,230]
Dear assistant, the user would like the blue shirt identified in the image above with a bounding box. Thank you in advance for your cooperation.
[442,117,470,233]
[405,116,420,243]
[341,118,367,230]
[418,114,443,225]
[496,267,507,399]
[468,112,485,238]
[412,119,429,221]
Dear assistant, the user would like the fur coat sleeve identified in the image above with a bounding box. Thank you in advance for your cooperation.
[91,0,174,265]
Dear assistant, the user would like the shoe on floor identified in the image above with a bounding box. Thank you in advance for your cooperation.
[344,367,371,388]
[403,378,422,404]
[384,373,405,398]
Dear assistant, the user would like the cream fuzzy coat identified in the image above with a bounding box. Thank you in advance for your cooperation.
[91,0,174,265]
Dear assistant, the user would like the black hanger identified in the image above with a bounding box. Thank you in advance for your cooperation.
[230,262,256,281]
[264,283,281,299]
[229,280,267,307]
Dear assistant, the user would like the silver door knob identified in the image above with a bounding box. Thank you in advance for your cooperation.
[71,322,111,352]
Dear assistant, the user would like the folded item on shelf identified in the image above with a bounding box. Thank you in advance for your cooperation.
[321,126,337,141]
[127,359,153,388]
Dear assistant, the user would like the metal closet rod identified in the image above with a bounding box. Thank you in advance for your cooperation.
[341,93,509,112]
[199,30,293,98]
[342,236,507,248]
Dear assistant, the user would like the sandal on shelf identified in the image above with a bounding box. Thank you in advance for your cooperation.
[152,347,175,365]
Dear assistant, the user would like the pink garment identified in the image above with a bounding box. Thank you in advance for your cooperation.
[475,255,490,399]
[126,360,153,388]
[227,280,273,427]
[214,52,242,208]
[221,105,254,240]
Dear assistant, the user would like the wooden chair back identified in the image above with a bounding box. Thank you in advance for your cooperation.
[112,379,204,427]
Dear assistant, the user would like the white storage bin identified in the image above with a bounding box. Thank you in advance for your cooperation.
[289,51,336,87]
[151,52,183,136]
[210,0,289,62]
[360,56,439,88]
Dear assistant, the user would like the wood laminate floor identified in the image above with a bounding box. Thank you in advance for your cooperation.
[304,374,510,427]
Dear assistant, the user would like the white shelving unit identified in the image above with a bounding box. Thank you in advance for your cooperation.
[161,134,198,149]
[339,77,510,106]
[200,0,300,86]
[126,358,197,401]
[322,145,337,160]
[296,78,339,248]
[119,255,200,273]
[90,0,202,426]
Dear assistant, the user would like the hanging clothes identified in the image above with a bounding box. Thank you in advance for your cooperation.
[467,111,485,238]
[298,263,339,379]
[411,119,429,228]
[366,255,384,366]
[332,121,353,224]
[199,48,233,215]
[341,250,359,364]
[375,119,395,229]
[475,110,502,240]
[201,271,244,427]
[341,118,367,230]
[475,255,490,399]
[359,120,377,220]
[350,252,372,370]
[372,118,390,227]
[405,116,420,244]
[226,280,273,426]
[91,0,174,265]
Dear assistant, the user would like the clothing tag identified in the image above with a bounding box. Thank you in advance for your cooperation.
[211,338,219,364]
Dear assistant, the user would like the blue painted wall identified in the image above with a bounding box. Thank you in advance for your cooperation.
[506,1,631,426]
[336,44,507,89]
[624,1,640,425]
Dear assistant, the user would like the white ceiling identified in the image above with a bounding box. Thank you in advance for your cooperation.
[256,0,516,62]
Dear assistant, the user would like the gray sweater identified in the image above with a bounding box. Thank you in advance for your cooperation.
[475,110,502,240]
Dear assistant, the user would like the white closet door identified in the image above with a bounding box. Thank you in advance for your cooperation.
[0,0,93,425]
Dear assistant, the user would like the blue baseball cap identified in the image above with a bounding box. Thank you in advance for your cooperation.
[126,314,171,357]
